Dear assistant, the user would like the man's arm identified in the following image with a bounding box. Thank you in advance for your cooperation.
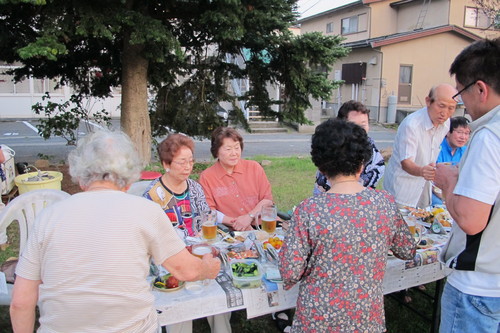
[435,164,492,235]
[161,248,220,282]
[401,158,436,181]
[10,276,41,333]
[444,194,492,235]
[362,142,385,188]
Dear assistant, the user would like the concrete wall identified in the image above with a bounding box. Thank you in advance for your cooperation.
[328,48,383,121]
[379,33,473,115]
[0,92,122,119]
[300,3,370,43]
[368,1,398,38]
[395,0,450,32]
[450,0,500,39]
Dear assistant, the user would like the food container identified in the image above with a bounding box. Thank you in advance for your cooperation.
[14,171,63,194]
[229,259,263,289]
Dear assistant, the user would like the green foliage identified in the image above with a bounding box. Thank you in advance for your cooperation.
[32,93,111,145]
[0,0,349,141]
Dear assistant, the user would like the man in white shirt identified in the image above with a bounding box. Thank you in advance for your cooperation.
[435,38,500,333]
[384,83,457,208]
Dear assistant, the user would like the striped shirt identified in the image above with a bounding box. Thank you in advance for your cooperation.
[16,190,185,332]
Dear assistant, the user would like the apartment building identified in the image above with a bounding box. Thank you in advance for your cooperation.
[298,0,499,129]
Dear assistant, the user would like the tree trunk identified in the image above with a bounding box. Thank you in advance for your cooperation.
[121,35,151,165]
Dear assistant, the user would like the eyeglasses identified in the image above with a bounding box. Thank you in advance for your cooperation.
[453,130,471,136]
[172,159,195,167]
[452,81,476,103]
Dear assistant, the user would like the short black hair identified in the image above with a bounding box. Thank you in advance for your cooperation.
[449,116,470,133]
[311,119,372,179]
[336,100,370,120]
[450,38,500,95]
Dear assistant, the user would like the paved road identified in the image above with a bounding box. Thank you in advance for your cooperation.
[0,119,396,165]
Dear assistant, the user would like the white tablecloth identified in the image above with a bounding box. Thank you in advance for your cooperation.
[155,230,451,326]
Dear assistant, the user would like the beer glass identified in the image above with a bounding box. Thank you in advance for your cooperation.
[261,205,277,235]
[201,209,217,241]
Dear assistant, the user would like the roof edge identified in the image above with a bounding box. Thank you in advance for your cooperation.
[297,1,363,24]
[370,25,482,48]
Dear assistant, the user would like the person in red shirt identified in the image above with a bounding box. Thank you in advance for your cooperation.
[199,127,273,231]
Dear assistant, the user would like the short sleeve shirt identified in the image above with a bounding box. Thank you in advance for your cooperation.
[199,159,273,217]
[384,107,449,207]
[16,191,186,332]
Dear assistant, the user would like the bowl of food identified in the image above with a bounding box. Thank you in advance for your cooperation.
[152,274,185,292]
[230,259,263,289]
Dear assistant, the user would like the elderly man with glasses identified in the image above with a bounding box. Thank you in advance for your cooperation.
[384,83,458,208]
[434,37,500,333]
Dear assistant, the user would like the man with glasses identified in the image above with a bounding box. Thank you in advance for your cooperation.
[435,38,500,333]
[384,83,457,208]
[432,116,471,205]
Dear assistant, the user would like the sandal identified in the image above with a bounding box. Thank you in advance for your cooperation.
[272,311,292,332]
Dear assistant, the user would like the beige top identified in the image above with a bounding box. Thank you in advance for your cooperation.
[17,190,185,333]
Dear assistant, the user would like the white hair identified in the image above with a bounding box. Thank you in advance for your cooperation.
[68,130,143,188]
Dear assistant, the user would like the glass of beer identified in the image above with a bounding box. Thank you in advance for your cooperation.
[403,215,422,244]
[261,205,277,235]
[202,210,217,241]
[191,243,213,259]
[190,243,214,286]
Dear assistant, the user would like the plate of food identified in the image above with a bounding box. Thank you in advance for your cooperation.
[226,248,260,260]
[434,211,453,231]
[417,237,435,249]
[152,274,185,292]
[409,207,433,222]
[218,229,247,243]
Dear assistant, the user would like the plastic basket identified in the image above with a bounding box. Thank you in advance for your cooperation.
[14,171,63,194]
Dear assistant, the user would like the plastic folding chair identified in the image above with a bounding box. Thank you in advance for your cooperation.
[0,189,70,305]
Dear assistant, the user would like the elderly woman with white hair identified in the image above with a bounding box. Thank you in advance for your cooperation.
[10,130,220,333]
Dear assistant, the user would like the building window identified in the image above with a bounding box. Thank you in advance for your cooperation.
[0,66,63,95]
[33,78,63,95]
[464,7,498,29]
[341,13,367,35]
[0,69,29,94]
[342,16,358,34]
[326,22,333,33]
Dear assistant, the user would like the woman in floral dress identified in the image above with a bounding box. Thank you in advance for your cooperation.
[279,119,416,333]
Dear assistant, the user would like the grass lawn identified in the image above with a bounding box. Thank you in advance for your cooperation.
[0,156,439,332]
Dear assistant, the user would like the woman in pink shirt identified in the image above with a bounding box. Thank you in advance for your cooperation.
[199,127,273,231]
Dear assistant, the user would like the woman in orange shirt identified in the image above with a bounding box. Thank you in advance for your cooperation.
[199,127,273,231]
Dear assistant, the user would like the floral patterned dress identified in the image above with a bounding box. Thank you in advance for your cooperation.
[279,188,416,333]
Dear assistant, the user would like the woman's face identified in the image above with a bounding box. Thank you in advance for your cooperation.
[163,146,194,183]
[217,138,242,169]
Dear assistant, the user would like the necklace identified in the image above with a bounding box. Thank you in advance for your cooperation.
[162,175,187,194]
[330,179,359,186]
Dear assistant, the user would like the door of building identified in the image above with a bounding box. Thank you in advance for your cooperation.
[398,65,412,104]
